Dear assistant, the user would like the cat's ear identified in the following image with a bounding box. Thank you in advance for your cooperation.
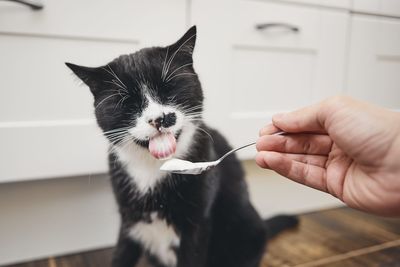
[65,62,105,93]
[167,25,197,57]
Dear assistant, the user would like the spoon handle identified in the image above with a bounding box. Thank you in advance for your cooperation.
[218,131,285,163]
[217,142,256,163]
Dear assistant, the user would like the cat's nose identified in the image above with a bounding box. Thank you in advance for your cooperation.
[148,112,176,130]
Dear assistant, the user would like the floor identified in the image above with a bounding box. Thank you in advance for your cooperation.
[4,207,400,267]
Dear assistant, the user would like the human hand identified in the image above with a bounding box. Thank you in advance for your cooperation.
[256,96,400,216]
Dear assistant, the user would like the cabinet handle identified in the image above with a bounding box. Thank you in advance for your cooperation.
[255,23,300,33]
[0,0,44,10]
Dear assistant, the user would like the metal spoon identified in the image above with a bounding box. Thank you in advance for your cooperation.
[160,131,283,175]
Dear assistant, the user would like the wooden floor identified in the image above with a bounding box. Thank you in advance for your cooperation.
[4,207,400,267]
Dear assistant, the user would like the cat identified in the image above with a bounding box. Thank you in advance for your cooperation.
[66,26,298,267]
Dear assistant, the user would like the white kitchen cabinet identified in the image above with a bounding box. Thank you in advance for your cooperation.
[192,0,348,156]
[0,0,187,182]
[352,0,400,17]
[347,15,400,109]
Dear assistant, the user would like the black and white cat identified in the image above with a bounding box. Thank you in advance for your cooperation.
[66,26,298,267]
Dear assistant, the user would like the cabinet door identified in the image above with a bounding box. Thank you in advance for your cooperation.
[192,0,348,157]
[352,0,400,17]
[347,15,400,110]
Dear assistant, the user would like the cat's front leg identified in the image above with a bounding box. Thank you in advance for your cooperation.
[112,228,143,267]
[176,221,210,267]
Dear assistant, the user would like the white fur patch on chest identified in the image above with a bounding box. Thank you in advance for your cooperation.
[129,213,180,267]
[116,144,167,194]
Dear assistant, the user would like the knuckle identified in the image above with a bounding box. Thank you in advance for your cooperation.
[326,95,351,108]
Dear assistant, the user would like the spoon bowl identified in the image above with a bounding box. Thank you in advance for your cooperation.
[160,159,219,175]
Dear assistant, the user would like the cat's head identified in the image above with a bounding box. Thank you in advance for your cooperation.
[66,26,202,160]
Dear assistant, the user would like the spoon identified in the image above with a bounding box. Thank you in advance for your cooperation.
[160,131,284,175]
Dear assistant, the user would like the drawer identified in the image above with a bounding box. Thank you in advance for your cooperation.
[0,0,186,44]
[233,1,321,51]
[0,35,138,122]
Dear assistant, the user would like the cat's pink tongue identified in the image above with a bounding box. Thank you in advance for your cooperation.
[148,132,177,160]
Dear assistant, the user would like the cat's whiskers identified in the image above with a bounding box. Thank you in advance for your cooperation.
[167,94,178,104]
[103,65,128,90]
[183,109,203,115]
[163,34,196,81]
[103,128,132,143]
[184,115,202,122]
[184,117,203,123]
[161,46,169,81]
[183,110,204,118]
[108,134,128,143]
[196,126,214,143]
[103,88,128,97]
[165,63,193,82]
[175,104,203,114]
[166,73,197,83]
[115,94,130,110]
[175,101,202,109]
[109,135,133,155]
[104,80,128,95]
[106,132,127,139]
[103,126,131,135]
[95,93,120,110]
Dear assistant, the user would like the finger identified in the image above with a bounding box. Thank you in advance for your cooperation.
[283,153,328,168]
[256,134,333,155]
[255,151,271,169]
[255,152,328,169]
[256,151,328,192]
[272,100,334,133]
[259,124,281,136]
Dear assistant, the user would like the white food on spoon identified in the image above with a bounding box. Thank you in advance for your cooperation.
[160,159,213,174]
